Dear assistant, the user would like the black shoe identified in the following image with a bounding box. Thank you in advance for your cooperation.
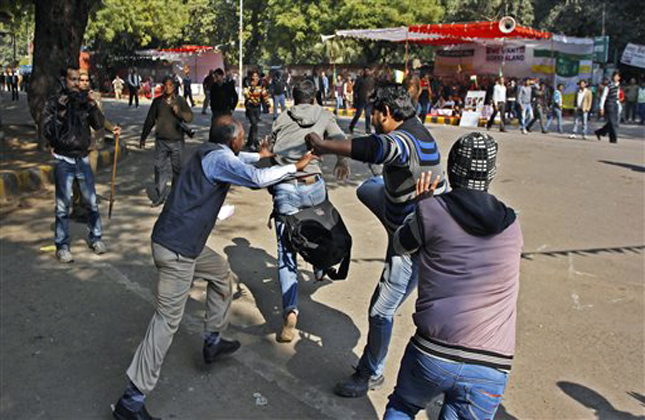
[113,399,159,420]
[333,369,384,398]
[595,131,601,141]
[203,338,240,364]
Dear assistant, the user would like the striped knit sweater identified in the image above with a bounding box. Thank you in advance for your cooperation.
[351,117,446,234]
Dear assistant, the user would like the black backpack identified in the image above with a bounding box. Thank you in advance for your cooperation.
[277,199,352,280]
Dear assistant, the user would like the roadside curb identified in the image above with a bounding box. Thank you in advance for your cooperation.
[0,138,129,201]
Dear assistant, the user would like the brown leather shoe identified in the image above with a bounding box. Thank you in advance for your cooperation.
[278,312,297,342]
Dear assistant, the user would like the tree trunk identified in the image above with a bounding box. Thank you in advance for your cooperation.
[27,0,99,149]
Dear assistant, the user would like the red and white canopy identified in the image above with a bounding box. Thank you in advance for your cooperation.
[334,21,552,46]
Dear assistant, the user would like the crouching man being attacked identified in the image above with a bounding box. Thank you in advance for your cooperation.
[113,115,317,420]
[385,133,523,419]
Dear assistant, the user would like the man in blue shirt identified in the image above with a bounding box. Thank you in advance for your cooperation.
[112,115,317,420]
[545,83,564,134]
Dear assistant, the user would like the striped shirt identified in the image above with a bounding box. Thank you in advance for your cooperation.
[244,84,269,107]
[351,117,446,233]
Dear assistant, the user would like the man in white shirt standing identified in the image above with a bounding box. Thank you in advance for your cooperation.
[487,77,507,132]
[570,80,593,139]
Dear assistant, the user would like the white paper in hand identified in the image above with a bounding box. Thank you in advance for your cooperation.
[217,204,235,221]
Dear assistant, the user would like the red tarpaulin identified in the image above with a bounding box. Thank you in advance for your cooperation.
[409,21,551,42]
[160,45,215,53]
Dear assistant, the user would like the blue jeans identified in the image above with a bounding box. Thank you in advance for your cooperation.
[273,94,286,119]
[520,103,532,130]
[385,343,509,420]
[572,109,589,135]
[272,177,327,316]
[355,177,418,377]
[54,156,102,250]
[335,95,344,114]
[545,107,562,133]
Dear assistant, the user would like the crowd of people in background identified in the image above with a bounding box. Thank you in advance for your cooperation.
[1,66,27,101]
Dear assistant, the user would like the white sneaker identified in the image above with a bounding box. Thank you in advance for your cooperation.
[56,248,74,263]
[582,135,587,140]
[569,134,576,139]
[521,129,527,135]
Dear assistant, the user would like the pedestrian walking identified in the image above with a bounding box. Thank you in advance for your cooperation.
[270,71,287,119]
[182,66,195,107]
[112,115,318,420]
[518,78,532,134]
[505,78,520,122]
[127,68,141,108]
[384,132,522,420]
[306,84,447,398]
[527,80,547,133]
[243,70,270,151]
[333,74,345,115]
[570,80,592,139]
[209,68,238,122]
[545,83,564,134]
[202,70,214,115]
[269,79,350,342]
[112,75,124,100]
[638,80,645,125]
[40,65,109,263]
[624,78,639,123]
[418,72,431,124]
[140,76,194,207]
[595,71,621,144]
[487,76,507,132]
[348,67,375,134]
[10,68,19,101]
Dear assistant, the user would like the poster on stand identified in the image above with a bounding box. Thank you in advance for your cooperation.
[460,110,482,128]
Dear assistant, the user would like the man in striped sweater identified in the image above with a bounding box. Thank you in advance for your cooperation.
[385,133,522,419]
[595,71,621,144]
[306,84,446,398]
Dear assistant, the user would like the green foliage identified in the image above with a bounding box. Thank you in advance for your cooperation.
[264,0,443,64]
[441,0,534,26]
[533,0,645,59]
[0,1,35,68]
[84,0,197,60]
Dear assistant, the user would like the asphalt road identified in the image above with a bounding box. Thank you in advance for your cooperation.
[1,95,644,419]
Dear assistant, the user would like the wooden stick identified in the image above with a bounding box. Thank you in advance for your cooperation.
[108,132,120,219]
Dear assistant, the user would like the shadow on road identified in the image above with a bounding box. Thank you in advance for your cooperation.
[598,160,645,173]
[558,381,645,420]
[224,236,378,418]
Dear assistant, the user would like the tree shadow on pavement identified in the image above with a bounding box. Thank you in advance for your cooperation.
[224,237,377,418]
[558,381,645,420]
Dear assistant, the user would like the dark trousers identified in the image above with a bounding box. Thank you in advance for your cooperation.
[418,95,430,124]
[596,105,619,143]
[246,105,261,148]
[11,84,18,101]
[129,86,139,107]
[349,102,372,133]
[625,101,637,122]
[154,138,184,200]
[487,101,506,130]
[527,104,545,132]
[184,90,194,107]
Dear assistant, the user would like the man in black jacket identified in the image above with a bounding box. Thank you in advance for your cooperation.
[349,67,375,134]
[140,76,194,207]
[41,65,108,263]
[210,68,238,122]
